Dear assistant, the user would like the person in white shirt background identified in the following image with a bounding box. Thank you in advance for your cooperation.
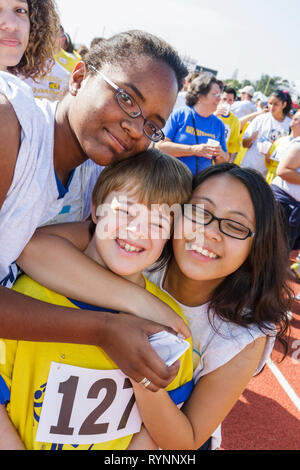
[231,85,257,119]
[241,90,292,177]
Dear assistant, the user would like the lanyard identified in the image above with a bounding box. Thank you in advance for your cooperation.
[190,110,199,174]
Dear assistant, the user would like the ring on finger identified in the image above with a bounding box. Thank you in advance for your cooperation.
[139,377,151,388]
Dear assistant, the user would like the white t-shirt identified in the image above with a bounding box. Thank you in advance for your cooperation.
[145,266,276,450]
[272,138,300,201]
[0,72,101,287]
[23,60,70,102]
[241,113,291,176]
[231,100,257,119]
[22,49,80,102]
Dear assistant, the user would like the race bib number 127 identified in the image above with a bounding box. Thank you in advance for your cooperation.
[35,362,142,445]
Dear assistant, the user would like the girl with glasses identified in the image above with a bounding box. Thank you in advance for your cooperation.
[19,163,292,449]
[0,30,189,391]
[127,162,292,450]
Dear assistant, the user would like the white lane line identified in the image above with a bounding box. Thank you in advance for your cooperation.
[267,359,300,412]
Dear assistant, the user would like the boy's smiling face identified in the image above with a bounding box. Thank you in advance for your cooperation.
[87,190,172,284]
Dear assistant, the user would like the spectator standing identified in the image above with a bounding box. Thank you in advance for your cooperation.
[157,74,228,175]
[215,87,241,161]
[231,85,257,118]
[241,90,292,177]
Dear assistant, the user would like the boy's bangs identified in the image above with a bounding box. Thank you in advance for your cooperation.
[117,176,186,209]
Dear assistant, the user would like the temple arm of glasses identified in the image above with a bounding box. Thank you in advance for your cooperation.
[89,65,119,91]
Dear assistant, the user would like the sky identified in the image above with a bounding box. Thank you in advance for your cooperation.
[55,0,299,86]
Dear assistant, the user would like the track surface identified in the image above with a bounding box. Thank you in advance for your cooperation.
[221,253,300,450]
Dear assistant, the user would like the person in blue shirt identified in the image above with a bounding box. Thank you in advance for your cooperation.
[157,74,229,175]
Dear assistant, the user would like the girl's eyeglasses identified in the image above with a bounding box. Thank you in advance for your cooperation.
[184,205,256,240]
[89,65,165,143]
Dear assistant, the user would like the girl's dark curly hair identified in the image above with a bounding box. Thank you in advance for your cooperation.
[192,163,293,359]
[8,0,60,79]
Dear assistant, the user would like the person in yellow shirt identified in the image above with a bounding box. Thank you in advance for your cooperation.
[0,149,193,450]
[215,87,241,161]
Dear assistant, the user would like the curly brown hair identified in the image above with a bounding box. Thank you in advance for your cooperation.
[8,0,60,79]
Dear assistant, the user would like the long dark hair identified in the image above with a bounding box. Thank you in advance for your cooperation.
[270,89,292,116]
[192,163,293,357]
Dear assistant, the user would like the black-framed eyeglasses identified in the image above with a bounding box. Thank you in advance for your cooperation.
[184,205,256,240]
[89,65,165,143]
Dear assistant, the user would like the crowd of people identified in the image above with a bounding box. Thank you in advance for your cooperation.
[0,0,298,451]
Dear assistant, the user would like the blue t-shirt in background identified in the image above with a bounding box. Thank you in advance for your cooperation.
[163,106,227,175]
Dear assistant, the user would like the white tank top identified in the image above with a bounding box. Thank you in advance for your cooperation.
[0,73,103,287]
[0,73,64,287]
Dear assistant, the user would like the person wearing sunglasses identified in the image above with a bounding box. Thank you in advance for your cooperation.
[0,30,189,392]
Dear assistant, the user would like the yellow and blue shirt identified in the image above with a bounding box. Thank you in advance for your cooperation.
[219,112,241,155]
[0,275,193,450]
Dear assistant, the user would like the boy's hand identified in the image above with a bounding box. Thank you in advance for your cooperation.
[98,313,181,392]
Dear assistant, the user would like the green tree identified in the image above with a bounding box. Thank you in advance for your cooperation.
[255,74,291,96]
[224,74,292,97]
[224,78,255,93]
